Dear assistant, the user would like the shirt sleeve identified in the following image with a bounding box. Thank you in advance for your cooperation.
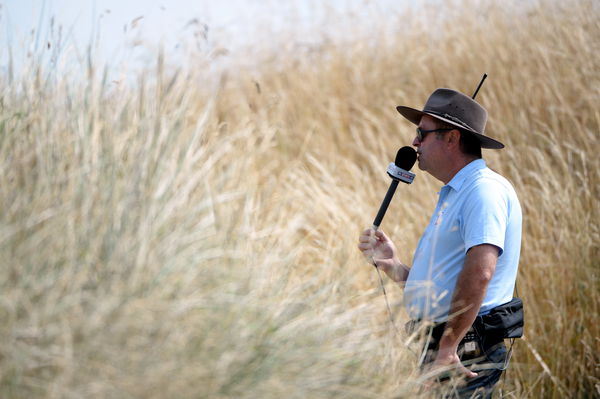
[460,179,508,256]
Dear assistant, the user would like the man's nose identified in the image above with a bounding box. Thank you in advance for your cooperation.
[412,135,421,147]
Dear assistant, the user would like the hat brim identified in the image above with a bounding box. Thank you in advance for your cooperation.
[396,105,504,149]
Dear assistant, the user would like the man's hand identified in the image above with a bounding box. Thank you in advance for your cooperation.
[428,348,478,380]
[421,348,477,392]
[357,229,409,282]
[357,228,395,265]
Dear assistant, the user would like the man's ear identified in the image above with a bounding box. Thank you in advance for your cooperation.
[447,129,461,147]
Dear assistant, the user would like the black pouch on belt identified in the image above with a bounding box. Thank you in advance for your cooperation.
[477,297,524,340]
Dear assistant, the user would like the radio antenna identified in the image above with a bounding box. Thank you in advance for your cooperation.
[472,73,488,99]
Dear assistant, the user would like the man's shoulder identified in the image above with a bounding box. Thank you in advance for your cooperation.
[468,167,517,195]
[458,167,520,211]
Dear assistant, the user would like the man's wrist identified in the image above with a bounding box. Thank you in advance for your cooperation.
[373,258,403,281]
[391,259,406,281]
[437,337,459,358]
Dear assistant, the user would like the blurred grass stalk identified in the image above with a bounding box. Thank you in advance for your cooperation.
[1,0,599,397]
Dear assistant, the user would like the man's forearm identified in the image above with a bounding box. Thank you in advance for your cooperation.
[438,280,485,355]
[438,245,498,355]
[378,259,410,283]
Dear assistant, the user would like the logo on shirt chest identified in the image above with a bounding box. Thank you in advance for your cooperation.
[434,203,449,226]
[434,203,460,234]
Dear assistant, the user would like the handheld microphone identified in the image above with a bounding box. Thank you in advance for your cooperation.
[372,146,417,230]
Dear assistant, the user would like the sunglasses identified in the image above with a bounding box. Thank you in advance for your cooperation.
[416,127,454,142]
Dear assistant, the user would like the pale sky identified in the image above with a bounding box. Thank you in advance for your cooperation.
[1,0,409,76]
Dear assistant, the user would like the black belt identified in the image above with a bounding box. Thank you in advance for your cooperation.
[406,319,505,363]
[405,298,523,351]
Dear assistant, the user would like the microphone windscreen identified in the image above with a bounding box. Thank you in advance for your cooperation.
[394,146,417,171]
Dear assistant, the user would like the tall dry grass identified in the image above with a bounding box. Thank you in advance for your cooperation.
[1,0,598,397]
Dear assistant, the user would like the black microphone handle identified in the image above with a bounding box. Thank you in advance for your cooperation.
[372,179,399,230]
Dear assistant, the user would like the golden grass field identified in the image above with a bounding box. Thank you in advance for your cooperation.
[1,0,598,397]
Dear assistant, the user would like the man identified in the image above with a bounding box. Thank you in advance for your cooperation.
[358,88,522,398]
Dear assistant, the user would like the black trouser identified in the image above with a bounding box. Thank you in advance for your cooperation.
[414,322,508,399]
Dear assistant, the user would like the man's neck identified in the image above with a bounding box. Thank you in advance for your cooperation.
[439,156,479,185]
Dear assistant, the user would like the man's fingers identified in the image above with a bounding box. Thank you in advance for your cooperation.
[460,364,478,379]
[357,242,373,250]
[358,235,373,243]
[358,228,385,264]
[358,235,378,247]
[374,230,388,241]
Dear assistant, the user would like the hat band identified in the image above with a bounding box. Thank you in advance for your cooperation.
[426,110,476,132]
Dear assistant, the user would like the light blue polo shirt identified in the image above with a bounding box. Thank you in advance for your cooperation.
[404,159,522,322]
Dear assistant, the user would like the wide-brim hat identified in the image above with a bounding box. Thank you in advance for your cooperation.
[396,88,504,149]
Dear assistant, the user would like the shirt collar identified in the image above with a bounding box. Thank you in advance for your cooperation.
[445,159,486,192]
